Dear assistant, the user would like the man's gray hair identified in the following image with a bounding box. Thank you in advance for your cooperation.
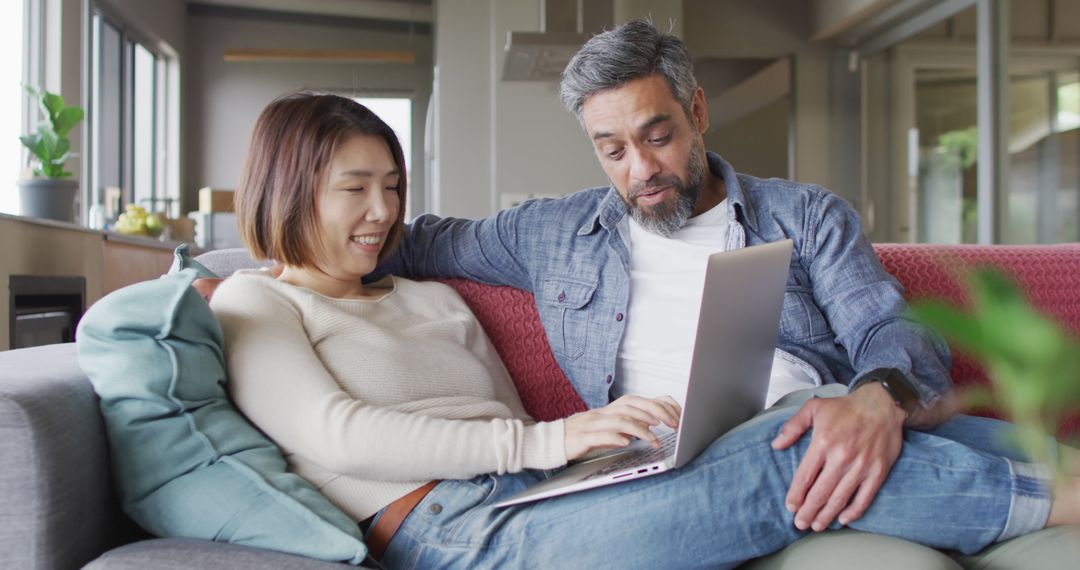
[560,19,697,123]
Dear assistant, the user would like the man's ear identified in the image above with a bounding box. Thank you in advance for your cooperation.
[691,86,709,135]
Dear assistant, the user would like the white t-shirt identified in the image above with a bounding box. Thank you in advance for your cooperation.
[613,200,816,408]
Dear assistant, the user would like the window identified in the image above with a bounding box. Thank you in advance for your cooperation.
[860,4,1080,245]
[907,66,1080,244]
[1,1,26,215]
[1056,75,1080,132]
[89,9,175,227]
[889,58,1080,245]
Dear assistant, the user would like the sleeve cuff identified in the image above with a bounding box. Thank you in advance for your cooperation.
[521,420,567,470]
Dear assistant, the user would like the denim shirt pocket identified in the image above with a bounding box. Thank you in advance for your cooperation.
[780,285,832,343]
[540,276,597,360]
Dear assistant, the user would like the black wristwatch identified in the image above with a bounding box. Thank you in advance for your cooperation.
[855,368,921,418]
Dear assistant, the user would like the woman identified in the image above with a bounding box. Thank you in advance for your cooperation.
[210,93,1080,569]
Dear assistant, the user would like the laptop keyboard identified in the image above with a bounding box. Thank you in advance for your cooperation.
[583,431,678,480]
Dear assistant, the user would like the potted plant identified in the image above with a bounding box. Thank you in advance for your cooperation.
[910,269,1080,477]
[18,85,85,223]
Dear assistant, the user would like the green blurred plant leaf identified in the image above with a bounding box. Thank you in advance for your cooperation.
[54,107,83,137]
[909,268,1080,471]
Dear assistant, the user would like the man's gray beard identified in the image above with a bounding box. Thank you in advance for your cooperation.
[624,145,707,238]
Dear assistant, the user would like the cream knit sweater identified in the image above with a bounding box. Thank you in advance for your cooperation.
[210,270,567,521]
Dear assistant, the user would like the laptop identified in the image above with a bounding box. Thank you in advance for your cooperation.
[494,239,793,508]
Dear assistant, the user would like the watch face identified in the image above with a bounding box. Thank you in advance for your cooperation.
[882,369,920,413]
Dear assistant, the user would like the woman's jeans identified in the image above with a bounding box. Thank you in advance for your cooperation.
[375,387,1053,569]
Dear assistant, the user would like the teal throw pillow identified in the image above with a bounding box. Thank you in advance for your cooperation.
[76,269,367,564]
[169,243,220,278]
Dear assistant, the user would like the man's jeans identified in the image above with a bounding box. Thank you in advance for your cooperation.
[375,386,1051,569]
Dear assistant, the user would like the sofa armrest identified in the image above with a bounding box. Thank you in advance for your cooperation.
[0,343,117,570]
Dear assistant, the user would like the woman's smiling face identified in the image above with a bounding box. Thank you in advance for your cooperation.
[310,133,401,284]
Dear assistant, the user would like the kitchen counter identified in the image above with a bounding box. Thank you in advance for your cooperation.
[0,212,198,253]
[1,213,205,350]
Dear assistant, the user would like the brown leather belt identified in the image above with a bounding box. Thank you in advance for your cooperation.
[366,480,440,561]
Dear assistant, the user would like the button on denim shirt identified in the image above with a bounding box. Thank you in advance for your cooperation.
[380,152,953,411]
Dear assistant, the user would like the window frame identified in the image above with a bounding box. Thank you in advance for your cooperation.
[87,3,177,225]
[22,0,42,139]
[863,41,1080,244]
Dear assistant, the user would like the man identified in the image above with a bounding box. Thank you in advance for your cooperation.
[378,19,1069,564]
[388,17,949,528]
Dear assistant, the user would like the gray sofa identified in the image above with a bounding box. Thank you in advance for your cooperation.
[0,342,353,570]
[2,248,1078,569]
[4,342,1079,569]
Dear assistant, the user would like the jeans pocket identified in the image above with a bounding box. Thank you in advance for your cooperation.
[412,477,502,548]
[540,277,596,359]
[390,476,535,569]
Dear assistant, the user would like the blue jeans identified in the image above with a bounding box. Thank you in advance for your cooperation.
[375,389,1052,569]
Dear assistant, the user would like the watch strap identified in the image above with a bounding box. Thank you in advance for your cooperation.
[856,368,921,417]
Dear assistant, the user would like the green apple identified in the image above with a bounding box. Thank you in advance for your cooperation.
[145,213,165,237]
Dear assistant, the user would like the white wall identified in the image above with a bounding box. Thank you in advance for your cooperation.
[432,0,606,219]
[429,0,493,218]
[684,0,836,192]
[709,96,790,180]
[433,0,847,219]
[492,1,608,212]
[490,0,684,210]
[185,12,433,214]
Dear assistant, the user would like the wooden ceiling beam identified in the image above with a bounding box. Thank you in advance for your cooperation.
[223,49,416,64]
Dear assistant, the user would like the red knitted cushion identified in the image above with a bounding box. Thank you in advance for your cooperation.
[441,279,586,422]
[442,244,1080,436]
[874,243,1080,437]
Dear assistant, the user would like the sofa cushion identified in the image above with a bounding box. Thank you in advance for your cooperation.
[75,269,367,564]
[875,243,1080,436]
[440,278,587,422]
[741,529,962,570]
[85,538,353,570]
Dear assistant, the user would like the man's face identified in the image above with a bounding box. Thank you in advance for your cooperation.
[580,74,709,237]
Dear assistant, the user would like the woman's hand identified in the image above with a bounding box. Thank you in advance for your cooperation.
[563,395,682,461]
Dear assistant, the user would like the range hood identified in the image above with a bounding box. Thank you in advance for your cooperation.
[502,0,611,81]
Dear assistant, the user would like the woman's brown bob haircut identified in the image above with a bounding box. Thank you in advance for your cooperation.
[236,92,408,268]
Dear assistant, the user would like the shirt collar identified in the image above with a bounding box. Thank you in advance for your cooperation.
[711,152,759,233]
[577,151,759,236]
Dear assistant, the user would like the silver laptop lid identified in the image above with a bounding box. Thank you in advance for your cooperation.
[672,239,792,468]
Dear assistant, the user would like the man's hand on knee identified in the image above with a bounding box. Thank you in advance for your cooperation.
[770,385,906,532]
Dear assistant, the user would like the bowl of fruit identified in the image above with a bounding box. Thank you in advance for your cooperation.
[114,204,166,238]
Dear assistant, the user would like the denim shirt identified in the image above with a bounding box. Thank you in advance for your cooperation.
[379,152,953,411]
